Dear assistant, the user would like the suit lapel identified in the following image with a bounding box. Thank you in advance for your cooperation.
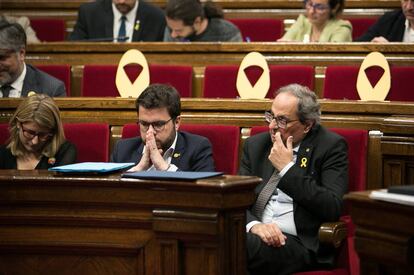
[21,65,39,96]
[132,3,144,41]
[295,124,319,171]
[103,0,115,38]
[171,132,184,167]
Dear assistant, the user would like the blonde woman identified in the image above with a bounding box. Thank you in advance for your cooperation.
[0,94,77,169]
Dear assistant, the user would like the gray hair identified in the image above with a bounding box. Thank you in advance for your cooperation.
[0,20,26,52]
[276,84,321,124]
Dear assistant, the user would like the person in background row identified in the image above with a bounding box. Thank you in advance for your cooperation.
[0,21,66,97]
[163,0,242,42]
[0,15,40,43]
[356,0,414,42]
[112,84,215,172]
[0,94,77,169]
[278,0,352,42]
[240,84,348,274]
[70,0,165,42]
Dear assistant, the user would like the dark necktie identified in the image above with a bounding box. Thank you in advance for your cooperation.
[252,170,281,220]
[117,16,127,42]
[1,84,12,98]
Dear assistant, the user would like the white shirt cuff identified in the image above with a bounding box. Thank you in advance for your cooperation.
[246,221,261,232]
[279,161,295,177]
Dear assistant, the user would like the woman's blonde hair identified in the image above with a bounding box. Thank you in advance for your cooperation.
[7,94,65,157]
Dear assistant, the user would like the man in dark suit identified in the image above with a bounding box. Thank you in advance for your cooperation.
[356,0,414,42]
[70,0,166,42]
[0,21,66,97]
[112,84,215,172]
[239,84,348,274]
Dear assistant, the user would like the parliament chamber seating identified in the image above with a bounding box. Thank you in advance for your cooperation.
[82,64,193,97]
[347,18,378,41]
[36,65,72,96]
[203,65,314,98]
[30,18,66,42]
[250,126,368,275]
[121,123,240,175]
[323,65,414,101]
[228,18,283,42]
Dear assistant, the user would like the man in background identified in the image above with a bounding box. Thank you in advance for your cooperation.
[112,84,215,172]
[70,0,165,42]
[356,0,414,42]
[0,21,66,97]
[164,0,242,42]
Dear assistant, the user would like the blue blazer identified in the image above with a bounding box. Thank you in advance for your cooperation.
[111,131,215,172]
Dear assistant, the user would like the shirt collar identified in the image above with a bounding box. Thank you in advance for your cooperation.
[1,62,26,97]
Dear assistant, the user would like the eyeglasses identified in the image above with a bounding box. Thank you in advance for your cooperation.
[305,0,329,12]
[20,125,53,141]
[264,111,299,129]
[137,118,173,132]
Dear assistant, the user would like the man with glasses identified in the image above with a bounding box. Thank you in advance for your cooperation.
[111,84,215,172]
[0,20,66,97]
[356,0,414,42]
[239,84,348,274]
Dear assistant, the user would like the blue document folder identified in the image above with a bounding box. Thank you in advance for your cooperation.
[49,162,135,173]
[122,171,224,181]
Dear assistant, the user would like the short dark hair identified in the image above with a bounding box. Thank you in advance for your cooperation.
[136,84,181,119]
[0,20,26,51]
[328,0,345,17]
[165,0,223,26]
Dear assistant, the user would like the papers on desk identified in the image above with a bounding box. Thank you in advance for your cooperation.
[369,189,414,207]
[122,171,224,181]
[49,162,135,174]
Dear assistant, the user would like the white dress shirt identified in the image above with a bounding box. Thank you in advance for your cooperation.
[403,19,414,42]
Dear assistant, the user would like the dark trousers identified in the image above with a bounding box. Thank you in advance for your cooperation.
[247,232,315,275]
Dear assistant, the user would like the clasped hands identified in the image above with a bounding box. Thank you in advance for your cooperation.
[128,129,169,172]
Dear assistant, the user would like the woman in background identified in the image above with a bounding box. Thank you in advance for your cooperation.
[278,0,352,42]
[0,94,77,169]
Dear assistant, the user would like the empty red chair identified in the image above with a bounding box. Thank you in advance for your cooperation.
[324,65,414,101]
[37,65,71,96]
[347,18,378,40]
[0,123,9,145]
[63,123,110,162]
[249,126,368,275]
[228,18,283,42]
[30,18,66,41]
[203,65,314,98]
[121,123,240,175]
[82,64,193,97]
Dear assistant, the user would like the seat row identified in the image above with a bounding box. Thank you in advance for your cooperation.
[28,17,377,42]
[36,64,414,101]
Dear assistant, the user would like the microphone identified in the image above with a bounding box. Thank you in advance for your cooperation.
[79,36,130,42]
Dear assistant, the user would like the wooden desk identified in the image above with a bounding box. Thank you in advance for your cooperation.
[345,191,414,275]
[0,170,259,275]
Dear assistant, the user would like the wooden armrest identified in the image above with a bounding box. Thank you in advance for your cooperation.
[319,221,347,248]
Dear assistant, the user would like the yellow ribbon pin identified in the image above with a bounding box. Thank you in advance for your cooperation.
[173,153,180,158]
[300,157,307,168]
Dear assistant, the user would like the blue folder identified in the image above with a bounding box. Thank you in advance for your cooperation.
[122,171,224,181]
[49,162,135,173]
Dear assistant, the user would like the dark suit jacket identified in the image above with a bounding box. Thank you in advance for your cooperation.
[70,0,165,41]
[239,124,348,260]
[22,64,66,97]
[111,131,215,172]
[356,9,406,42]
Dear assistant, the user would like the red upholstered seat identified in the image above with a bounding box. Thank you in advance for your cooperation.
[249,126,368,275]
[228,18,283,42]
[121,123,240,175]
[203,65,314,98]
[323,65,414,101]
[0,123,9,145]
[347,18,377,40]
[37,65,71,96]
[64,123,110,162]
[82,64,193,97]
[30,18,66,41]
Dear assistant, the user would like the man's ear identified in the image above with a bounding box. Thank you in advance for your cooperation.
[175,116,181,131]
[304,121,314,133]
[193,16,202,28]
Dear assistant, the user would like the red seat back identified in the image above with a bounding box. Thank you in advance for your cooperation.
[64,123,110,162]
[30,18,66,41]
[228,18,283,42]
[347,17,378,40]
[203,65,314,98]
[324,65,414,101]
[0,123,10,145]
[37,65,71,96]
[82,65,193,97]
[122,123,240,175]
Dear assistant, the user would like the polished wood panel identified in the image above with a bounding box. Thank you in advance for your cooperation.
[0,170,259,275]
[345,191,414,275]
